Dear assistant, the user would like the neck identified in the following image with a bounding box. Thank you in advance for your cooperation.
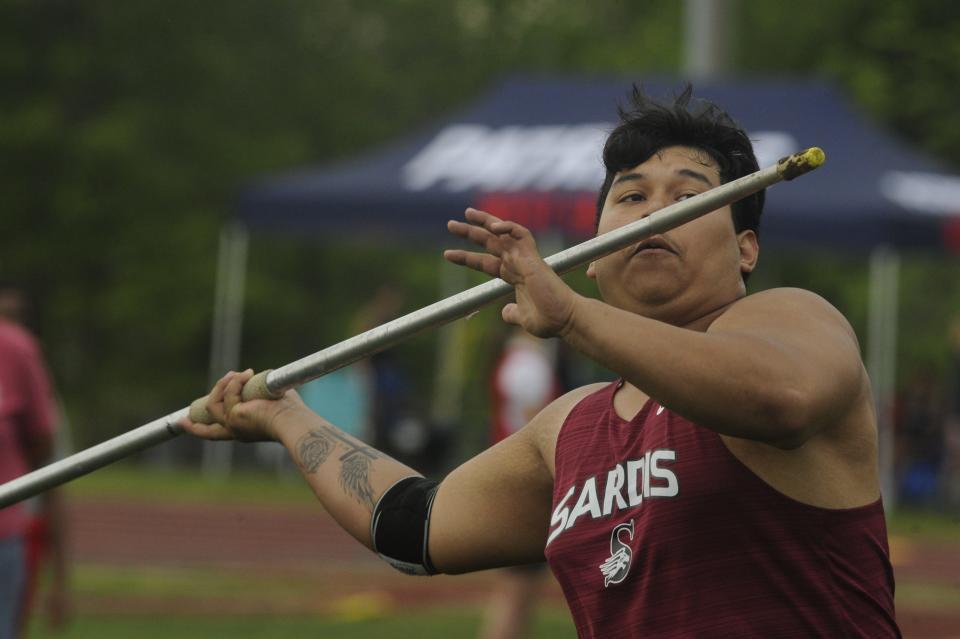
[631,290,742,332]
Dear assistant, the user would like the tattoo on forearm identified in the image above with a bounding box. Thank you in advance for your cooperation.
[340,454,376,510]
[294,425,381,510]
[331,428,379,509]
[296,430,334,473]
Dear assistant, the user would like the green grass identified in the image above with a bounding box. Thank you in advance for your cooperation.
[887,508,960,543]
[28,558,578,639]
[66,462,314,506]
[26,608,576,639]
[895,581,960,611]
[73,564,307,599]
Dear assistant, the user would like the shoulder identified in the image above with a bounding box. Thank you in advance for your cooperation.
[717,287,869,432]
[711,287,859,345]
[722,286,842,315]
[538,383,609,423]
[524,382,611,477]
[722,287,841,317]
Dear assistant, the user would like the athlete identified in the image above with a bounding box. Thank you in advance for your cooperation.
[181,87,900,637]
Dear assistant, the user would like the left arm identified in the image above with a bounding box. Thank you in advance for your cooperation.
[562,289,865,448]
[445,209,866,449]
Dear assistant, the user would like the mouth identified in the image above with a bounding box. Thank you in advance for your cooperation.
[631,235,678,256]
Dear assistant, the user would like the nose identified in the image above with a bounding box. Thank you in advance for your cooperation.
[636,196,672,221]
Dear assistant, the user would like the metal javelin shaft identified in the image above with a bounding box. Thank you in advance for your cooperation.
[0,147,825,508]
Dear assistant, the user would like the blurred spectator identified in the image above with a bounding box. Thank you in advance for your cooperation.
[943,317,960,510]
[479,328,562,639]
[349,285,435,466]
[0,282,70,638]
[894,370,945,506]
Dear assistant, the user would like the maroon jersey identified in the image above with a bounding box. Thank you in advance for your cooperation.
[544,381,899,638]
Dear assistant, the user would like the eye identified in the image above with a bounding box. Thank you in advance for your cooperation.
[619,192,646,203]
[676,192,698,201]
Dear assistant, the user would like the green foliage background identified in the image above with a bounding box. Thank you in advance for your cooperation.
[1,0,958,452]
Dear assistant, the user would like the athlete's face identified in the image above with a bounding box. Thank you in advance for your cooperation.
[588,146,758,324]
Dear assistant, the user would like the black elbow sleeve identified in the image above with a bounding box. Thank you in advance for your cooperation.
[370,476,440,575]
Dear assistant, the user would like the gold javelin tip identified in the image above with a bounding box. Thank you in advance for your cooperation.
[777,147,826,181]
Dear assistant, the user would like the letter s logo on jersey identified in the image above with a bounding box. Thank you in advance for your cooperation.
[599,519,635,587]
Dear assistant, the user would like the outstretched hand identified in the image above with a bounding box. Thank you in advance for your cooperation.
[444,208,580,338]
[178,369,307,442]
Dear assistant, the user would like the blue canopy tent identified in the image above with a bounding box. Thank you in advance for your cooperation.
[211,76,960,502]
[237,75,960,248]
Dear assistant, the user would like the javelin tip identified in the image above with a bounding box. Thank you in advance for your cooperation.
[777,147,826,181]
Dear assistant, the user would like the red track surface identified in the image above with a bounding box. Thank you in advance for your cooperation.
[66,496,960,637]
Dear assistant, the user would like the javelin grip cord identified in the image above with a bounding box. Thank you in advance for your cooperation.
[0,147,825,508]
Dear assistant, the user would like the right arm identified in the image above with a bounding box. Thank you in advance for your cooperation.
[181,370,584,573]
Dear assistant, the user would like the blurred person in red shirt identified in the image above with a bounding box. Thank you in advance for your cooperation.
[480,329,562,639]
[0,282,69,638]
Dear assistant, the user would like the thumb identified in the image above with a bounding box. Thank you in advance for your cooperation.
[501,302,521,325]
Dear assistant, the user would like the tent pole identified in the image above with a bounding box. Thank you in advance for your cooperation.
[201,223,249,477]
[430,261,469,427]
[684,0,735,79]
[867,245,900,511]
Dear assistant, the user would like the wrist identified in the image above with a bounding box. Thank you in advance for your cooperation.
[558,292,587,340]
[269,402,311,441]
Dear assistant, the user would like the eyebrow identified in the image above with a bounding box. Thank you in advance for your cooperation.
[677,168,715,186]
[612,168,716,187]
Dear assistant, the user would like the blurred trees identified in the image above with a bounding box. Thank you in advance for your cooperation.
[739,0,960,166]
[1,0,958,450]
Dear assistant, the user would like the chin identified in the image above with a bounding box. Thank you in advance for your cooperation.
[613,287,682,318]
[597,270,683,312]
[631,278,682,303]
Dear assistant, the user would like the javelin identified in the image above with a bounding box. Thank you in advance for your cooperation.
[0,147,825,508]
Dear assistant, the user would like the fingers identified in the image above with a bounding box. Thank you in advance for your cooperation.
[204,371,237,425]
[447,208,526,251]
[223,369,254,420]
[446,220,498,253]
[464,207,504,229]
[189,368,254,433]
[177,416,234,441]
[464,208,530,240]
[443,249,503,277]
[446,208,532,259]
[491,220,531,242]
[445,208,537,282]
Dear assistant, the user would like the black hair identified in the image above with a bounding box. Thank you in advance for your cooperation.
[596,85,764,280]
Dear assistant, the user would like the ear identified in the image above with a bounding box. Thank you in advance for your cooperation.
[737,229,759,276]
[586,261,597,279]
